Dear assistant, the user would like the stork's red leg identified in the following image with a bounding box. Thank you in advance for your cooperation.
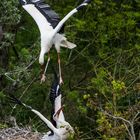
[40,52,50,83]
[57,53,63,84]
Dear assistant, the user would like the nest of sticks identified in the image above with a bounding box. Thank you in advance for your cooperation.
[0,127,43,140]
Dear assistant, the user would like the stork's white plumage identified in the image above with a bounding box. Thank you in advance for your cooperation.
[36,94,74,140]
[9,75,74,140]
[19,0,91,84]
[31,77,74,140]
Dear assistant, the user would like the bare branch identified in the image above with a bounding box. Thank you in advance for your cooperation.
[0,25,3,41]
[103,111,137,140]
[25,56,39,70]
[123,122,133,140]
[103,111,131,125]
[10,76,38,114]
[132,111,140,124]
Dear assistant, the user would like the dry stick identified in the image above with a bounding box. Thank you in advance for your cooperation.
[113,50,122,80]
[67,49,73,62]
[123,122,133,140]
[80,128,95,138]
[4,73,16,82]
[25,56,39,70]
[66,47,87,66]
[10,76,37,115]
[69,71,88,90]
[104,111,131,125]
[127,76,139,89]
[132,112,140,123]
[66,42,91,66]
[0,25,3,41]
[111,115,133,139]
[85,116,95,123]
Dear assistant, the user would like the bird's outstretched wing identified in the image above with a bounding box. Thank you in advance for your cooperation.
[19,0,64,34]
[52,0,92,35]
[8,94,58,133]
[19,0,91,35]
[8,94,32,110]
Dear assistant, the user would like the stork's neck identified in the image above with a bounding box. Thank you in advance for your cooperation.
[52,8,77,36]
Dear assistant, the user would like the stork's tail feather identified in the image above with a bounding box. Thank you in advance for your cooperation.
[60,40,77,49]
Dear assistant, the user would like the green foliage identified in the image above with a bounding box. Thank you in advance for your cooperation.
[0,0,21,24]
[0,0,140,139]
[0,91,5,99]
[112,80,125,92]
[0,123,7,129]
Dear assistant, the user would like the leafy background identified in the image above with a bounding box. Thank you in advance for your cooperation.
[0,0,140,139]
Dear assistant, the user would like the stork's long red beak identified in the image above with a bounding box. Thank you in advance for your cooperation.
[54,105,65,118]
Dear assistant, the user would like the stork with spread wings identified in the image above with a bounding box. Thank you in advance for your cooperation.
[19,0,91,84]
[9,77,74,140]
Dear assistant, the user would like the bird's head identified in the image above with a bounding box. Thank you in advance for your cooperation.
[59,122,75,139]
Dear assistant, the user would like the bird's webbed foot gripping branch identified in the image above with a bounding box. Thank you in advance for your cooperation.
[18,0,91,84]
[8,77,74,140]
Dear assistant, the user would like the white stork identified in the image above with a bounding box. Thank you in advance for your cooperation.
[29,95,74,140]
[19,0,91,84]
[9,77,74,140]
[35,76,74,140]
[10,96,74,140]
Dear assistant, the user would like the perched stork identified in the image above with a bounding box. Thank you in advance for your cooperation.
[19,0,91,84]
[9,79,74,140]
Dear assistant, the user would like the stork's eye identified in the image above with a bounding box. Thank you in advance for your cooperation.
[66,127,69,130]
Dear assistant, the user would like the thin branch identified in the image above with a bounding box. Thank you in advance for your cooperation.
[103,111,131,126]
[132,111,140,124]
[4,73,16,82]
[25,56,38,70]
[10,76,38,115]
[85,116,95,123]
[123,122,133,140]
[103,111,137,140]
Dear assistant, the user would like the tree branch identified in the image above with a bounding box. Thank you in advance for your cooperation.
[103,111,131,125]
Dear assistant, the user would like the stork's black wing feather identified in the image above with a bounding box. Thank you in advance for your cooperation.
[8,94,32,110]
[8,94,23,106]
[34,2,59,28]
[49,79,61,103]
[49,73,61,130]
[29,0,64,32]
